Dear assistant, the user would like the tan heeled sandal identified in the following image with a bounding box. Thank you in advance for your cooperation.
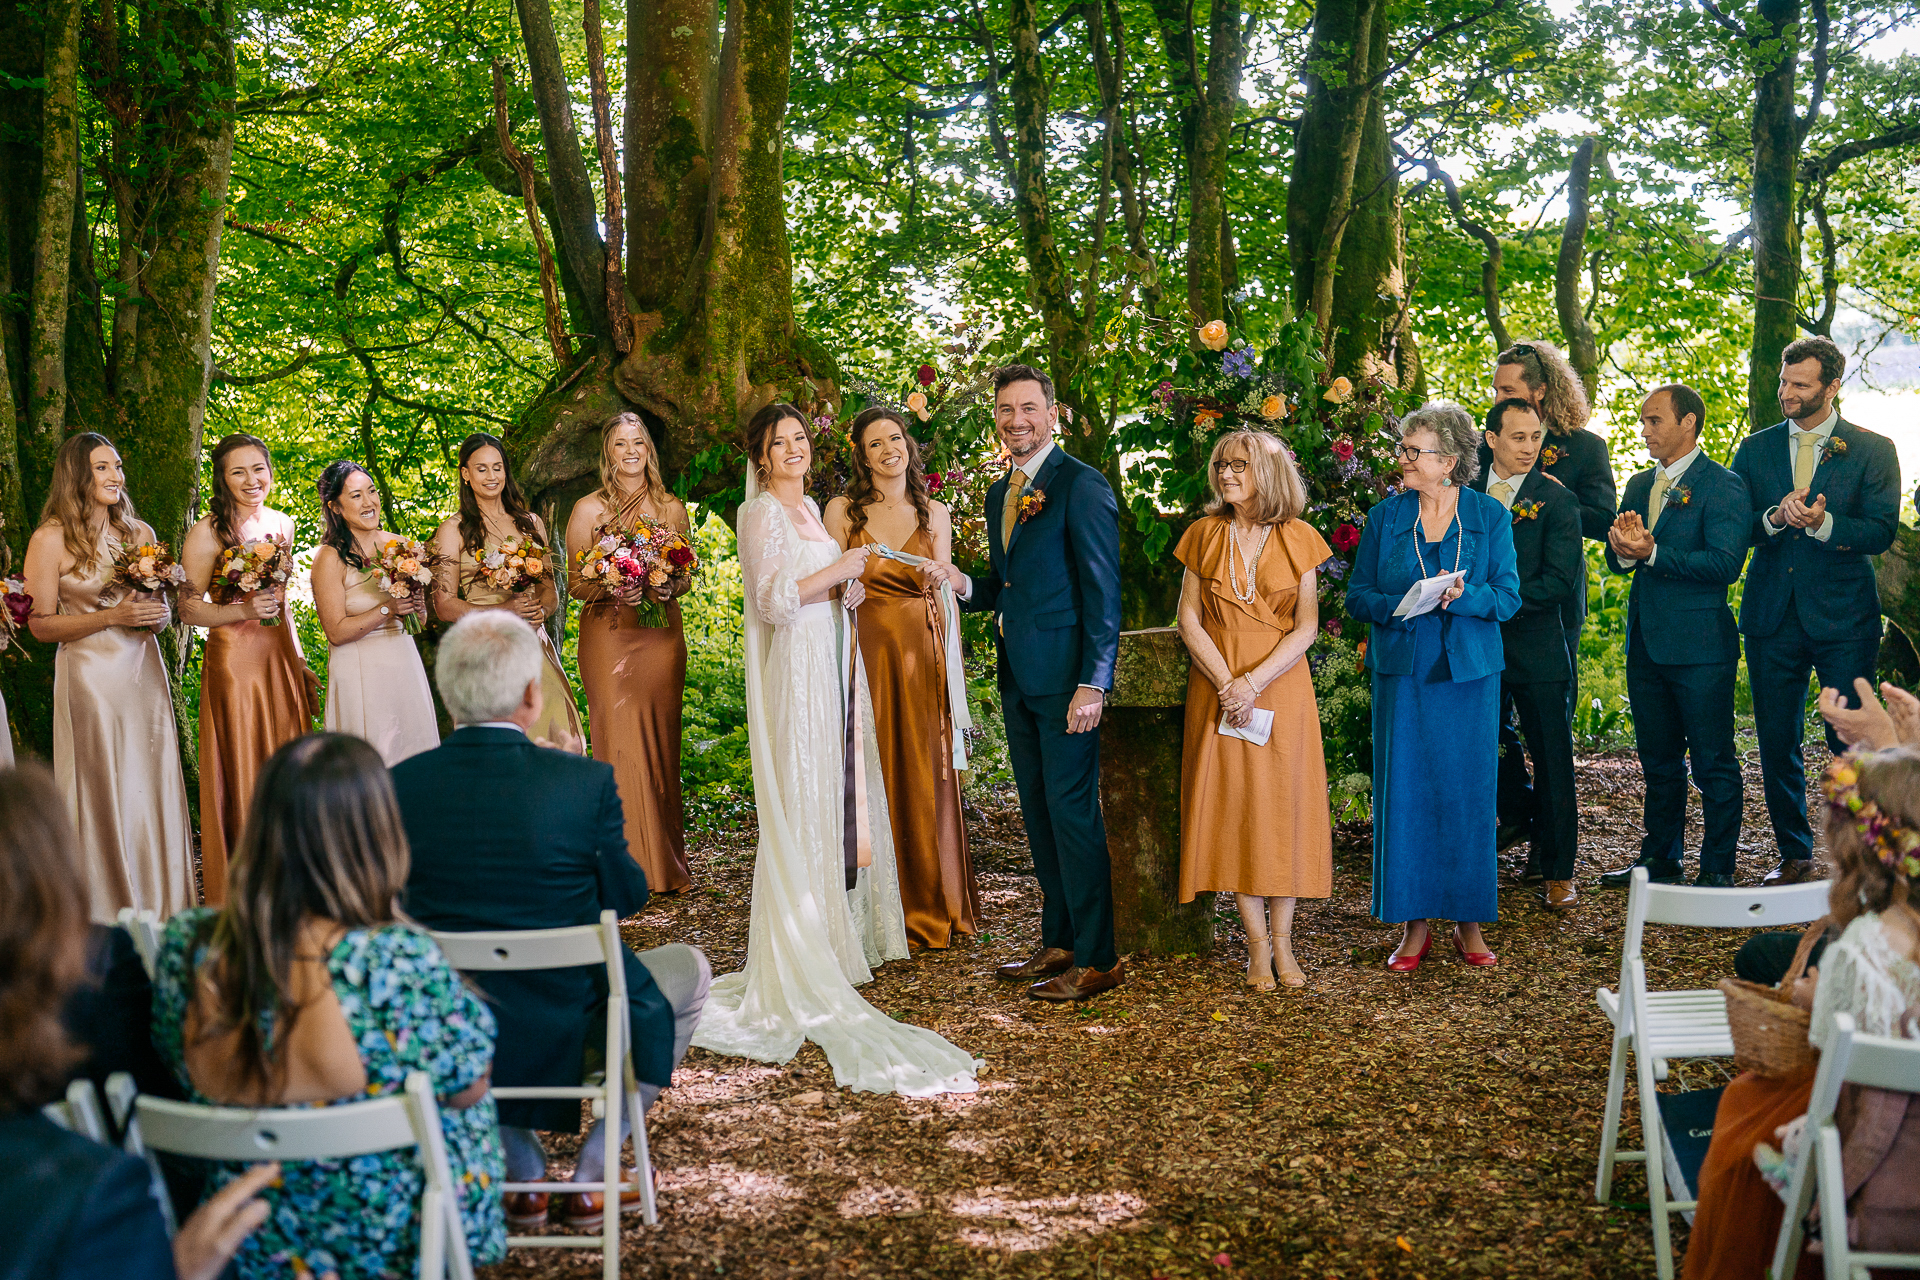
[1274,933,1306,988]
[1245,934,1277,991]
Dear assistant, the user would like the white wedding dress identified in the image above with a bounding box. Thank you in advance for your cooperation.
[691,487,979,1096]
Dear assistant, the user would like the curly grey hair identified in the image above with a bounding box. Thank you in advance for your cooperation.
[1398,401,1480,487]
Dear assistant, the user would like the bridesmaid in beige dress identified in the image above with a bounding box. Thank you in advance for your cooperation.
[430,433,584,752]
[23,432,195,921]
[179,433,320,902]
[824,408,980,950]
[312,460,438,765]
[565,412,693,892]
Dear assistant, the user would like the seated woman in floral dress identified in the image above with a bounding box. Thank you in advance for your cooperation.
[152,733,506,1279]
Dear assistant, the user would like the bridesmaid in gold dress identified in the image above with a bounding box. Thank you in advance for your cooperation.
[23,432,195,921]
[429,433,584,752]
[179,433,320,903]
[824,408,979,950]
[565,412,693,892]
[312,460,438,765]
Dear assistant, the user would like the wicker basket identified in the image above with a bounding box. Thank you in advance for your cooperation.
[1717,918,1825,1079]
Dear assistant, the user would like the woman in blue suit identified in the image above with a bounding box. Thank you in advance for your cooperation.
[1347,401,1522,971]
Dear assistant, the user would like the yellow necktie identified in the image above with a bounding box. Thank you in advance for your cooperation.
[1793,431,1818,490]
[1648,470,1673,530]
[1000,471,1023,555]
[1490,479,1512,505]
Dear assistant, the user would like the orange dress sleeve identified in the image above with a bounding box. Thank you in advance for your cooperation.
[1173,516,1220,577]
[1281,518,1335,578]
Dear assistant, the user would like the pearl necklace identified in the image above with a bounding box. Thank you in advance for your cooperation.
[1412,510,1464,579]
[1227,520,1271,604]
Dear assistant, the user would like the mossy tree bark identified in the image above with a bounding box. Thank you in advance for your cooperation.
[1748,0,1802,430]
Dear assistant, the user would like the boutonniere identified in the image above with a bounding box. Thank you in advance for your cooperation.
[1511,500,1545,523]
[1017,487,1047,524]
[1667,484,1692,507]
[1540,444,1563,467]
[1819,435,1848,461]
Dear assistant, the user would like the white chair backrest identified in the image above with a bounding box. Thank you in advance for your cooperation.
[115,907,161,978]
[1622,869,1831,963]
[136,1090,419,1163]
[429,912,626,999]
[42,1078,109,1143]
[1837,1023,1920,1092]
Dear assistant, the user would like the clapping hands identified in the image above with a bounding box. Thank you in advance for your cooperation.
[1773,487,1829,530]
[1608,511,1655,561]
[1819,677,1920,751]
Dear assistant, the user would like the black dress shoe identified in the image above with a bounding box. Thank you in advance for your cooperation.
[1598,860,1685,889]
[1693,872,1735,888]
[1496,824,1531,853]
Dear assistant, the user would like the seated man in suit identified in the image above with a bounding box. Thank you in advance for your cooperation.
[392,612,710,1231]
[1732,336,1900,887]
[1599,384,1752,888]
[1474,398,1585,909]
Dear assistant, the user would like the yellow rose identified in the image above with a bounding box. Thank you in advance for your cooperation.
[1260,395,1287,420]
[397,557,421,575]
[1323,376,1354,404]
[1198,320,1229,351]
[906,390,930,422]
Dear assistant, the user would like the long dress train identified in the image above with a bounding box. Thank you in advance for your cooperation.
[458,543,585,752]
[691,489,977,1096]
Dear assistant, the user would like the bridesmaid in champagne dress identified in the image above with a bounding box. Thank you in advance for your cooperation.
[565,412,693,892]
[430,433,584,752]
[825,408,979,950]
[311,460,438,765]
[179,434,319,902]
[24,432,195,921]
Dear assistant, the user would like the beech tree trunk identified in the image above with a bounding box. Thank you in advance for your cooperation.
[1749,0,1801,430]
[1556,139,1602,403]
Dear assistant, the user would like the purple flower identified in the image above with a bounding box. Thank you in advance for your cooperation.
[1221,349,1255,378]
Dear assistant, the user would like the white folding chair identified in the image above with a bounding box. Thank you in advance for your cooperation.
[42,1077,109,1143]
[429,909,654,1280]
[1771,1013,1920,1280]
[115,906,161,978]
[1593,868,1832,1279]
[125,1071,473,1280]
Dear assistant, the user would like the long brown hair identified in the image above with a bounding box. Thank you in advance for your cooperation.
[745,401,810,489]
[1825,748,1920,934]
[455,433,540,556]
[593,412,667,516]
[0,764,92,1113]
[39,432,139,573]
[194,733,411,1093]
[208,433,274,551]
[1496,339,1591,437]
[842,407,932,543]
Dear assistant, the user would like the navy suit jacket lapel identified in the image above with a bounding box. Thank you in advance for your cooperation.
[1006,448,1063,562]
[1807,420,1851,493]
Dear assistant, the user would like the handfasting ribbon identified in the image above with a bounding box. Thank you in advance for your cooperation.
[869,542,973,771]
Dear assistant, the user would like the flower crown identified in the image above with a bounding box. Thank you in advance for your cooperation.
[1822,755,1920,879]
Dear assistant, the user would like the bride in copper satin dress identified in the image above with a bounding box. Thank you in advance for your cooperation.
[179,433,319,903]
[824,408,979,950]
[23,433,195,922]
[565,412,693,892]
[429,433,584,752]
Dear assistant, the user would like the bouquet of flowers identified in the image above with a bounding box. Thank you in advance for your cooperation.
[575,513,698,626]
[105,540,187,599]
[478,533,552,597]
[374,536,437,635]
[0,575,29,655]
[211,535,296,626]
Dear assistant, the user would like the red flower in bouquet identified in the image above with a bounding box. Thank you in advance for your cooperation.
[916,364,938,387]
[212,534,296,626]
[0,575,30,654]
[1330,438,1356,462]
[925,471,945,494]
[1331,522,1361,554]
[576,513,700,626]
[105,540,188,601]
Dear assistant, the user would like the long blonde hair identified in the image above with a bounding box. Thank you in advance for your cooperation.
[38,432,139,572]
[594,412,667,515]
[1202,429,1306,525]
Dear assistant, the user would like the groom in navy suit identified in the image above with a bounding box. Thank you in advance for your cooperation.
[1732,336,1900,886]
[923,365,1124,1001]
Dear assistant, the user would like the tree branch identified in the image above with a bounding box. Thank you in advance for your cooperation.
[1695,0,1747,39]
[1691,223,1752,278]
[492,61,573,368]
[1394,141,1506,350]
[1363,0,1507,94]
[1556,138,1601,401]
[212,346,317,386]
[581,0,630,353]
[1796,0,1829,147]
[1800,119,1920,183]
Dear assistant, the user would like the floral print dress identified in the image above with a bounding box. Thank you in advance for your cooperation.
[153,910,507,1278]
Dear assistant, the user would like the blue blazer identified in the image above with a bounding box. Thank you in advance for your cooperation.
[1604,454,1750,667]
[0,1114,174,1280]
[1730,418,1898,643]
[1345,488,1521,683]
[960,444,1123,697]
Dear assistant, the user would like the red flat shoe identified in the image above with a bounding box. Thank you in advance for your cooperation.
[1452,927,1498,967]
[1386,929,1432,972]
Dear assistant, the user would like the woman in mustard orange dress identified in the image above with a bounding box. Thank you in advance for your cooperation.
[825,408,980,950]
[1175,429,1333,990]
[565,412,693,892]
[179,433,319,902]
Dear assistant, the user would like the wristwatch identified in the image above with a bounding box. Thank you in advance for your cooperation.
[379,605,391,617]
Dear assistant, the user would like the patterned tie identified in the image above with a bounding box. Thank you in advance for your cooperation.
[1648,470,1673,531]
[1793,431,1819,490]
[1000,470,1023,556]
[1489,479,1513,506]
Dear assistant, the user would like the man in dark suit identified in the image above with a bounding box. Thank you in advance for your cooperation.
[1732,336,1901,886]
[392,612,710,1231]
[1598,385,1752,888]
[1474,398,1585,909]
[922,364,1124,1001]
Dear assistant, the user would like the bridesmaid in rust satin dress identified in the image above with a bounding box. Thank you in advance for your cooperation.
[24,433,195,922]
[825,408,979,950]
[565,412,693,893]
[179,434,319,903]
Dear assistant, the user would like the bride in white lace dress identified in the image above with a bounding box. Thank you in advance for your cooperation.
[691,405,979,1096]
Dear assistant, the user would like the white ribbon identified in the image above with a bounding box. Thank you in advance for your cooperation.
[868,542,973,771]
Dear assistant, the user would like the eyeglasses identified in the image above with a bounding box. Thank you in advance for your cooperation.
[1398,444,1447,463]
[1211,459,1250,475]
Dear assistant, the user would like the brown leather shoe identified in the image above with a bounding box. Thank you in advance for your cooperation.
[1540,879,1578,910]
[995,946,1074,982]
[1028,962,1124,1002]
[503,1191,549,1229]
[1762,859,1815,886]
[554,1170,644,1231]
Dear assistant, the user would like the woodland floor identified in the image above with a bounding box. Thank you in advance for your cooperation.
[480,738,1834,1280]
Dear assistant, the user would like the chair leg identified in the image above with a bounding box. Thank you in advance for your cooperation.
[1817,1126,1850,1280]
[1769,1117,1820,1280]
[419,1187,447,1280]
[1637,1050,1675,1280]
[629,1087,658,1226]
[1596,1033,1630,1203]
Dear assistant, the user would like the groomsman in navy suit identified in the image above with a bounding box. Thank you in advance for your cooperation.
[922,365,1124,1001]
[1598,385,1752,888]
[1732,337,1900,885]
